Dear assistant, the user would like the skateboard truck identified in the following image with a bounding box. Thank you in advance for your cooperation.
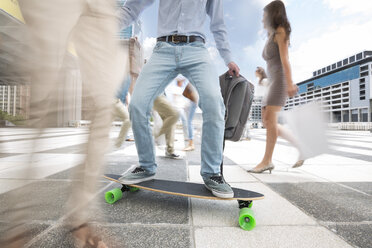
[238,200,253,209]
[121,185,139,193]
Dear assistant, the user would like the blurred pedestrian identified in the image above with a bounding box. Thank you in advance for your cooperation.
[182,83,199,151]
[153,95,181,159]
[170,77,188,141]
[248,0,304,174]
[113,77,133,148]
[1,0,123,247]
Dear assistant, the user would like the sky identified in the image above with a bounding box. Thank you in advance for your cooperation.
[135,0,372,84]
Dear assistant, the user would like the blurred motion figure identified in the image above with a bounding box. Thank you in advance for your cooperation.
[1,0,123,247]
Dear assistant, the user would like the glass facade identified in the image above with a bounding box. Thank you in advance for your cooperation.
[298,65,360,94]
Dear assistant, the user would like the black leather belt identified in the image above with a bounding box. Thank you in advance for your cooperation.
[157,35,205,44]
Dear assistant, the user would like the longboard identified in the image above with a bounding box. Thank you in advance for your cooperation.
[103,173,264,231]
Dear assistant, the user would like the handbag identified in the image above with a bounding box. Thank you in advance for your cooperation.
[282,101,329,159]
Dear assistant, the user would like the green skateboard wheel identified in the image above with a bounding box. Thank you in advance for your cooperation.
[248,201,253,208]
[239,208,256,231]
[129,186,139,192]
[105,188,123,204]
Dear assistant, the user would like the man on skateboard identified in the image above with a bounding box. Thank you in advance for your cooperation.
[118,0,240,198]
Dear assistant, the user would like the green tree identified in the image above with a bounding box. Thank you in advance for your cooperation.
[0,110,26,126]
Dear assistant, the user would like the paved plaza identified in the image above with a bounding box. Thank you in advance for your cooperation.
[0,123,371,248]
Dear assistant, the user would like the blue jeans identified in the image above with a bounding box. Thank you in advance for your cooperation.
[187,100,198,140]
[129,41,225,177]
[178,108,188,139]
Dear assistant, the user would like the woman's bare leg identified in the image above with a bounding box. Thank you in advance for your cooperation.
[253,106,282,170]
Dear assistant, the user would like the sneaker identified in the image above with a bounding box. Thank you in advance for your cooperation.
[118,167,155,184]
[115,140,123,148]
[165,151,182,159]
[203,174,234,198]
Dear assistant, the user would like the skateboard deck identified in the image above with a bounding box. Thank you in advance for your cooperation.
[103,173,264,231]
[103,174,264,201]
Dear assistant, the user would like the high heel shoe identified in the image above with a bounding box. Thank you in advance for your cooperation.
[183,145,195,151]
[292,160,305,168]
[248,163,275,174]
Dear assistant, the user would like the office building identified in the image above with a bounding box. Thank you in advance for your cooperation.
[285,51,372,123]
[250,97,263,123]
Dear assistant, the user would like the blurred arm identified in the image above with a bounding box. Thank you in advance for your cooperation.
[118,0,155,28]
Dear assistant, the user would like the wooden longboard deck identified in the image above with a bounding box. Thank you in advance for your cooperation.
[104,174,264,201]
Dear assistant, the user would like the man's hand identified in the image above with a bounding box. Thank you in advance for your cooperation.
[228,62,240,77]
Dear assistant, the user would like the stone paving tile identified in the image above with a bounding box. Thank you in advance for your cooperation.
[0,181,102,222]
[186,148,237,166]
[340,182,372,195]
[0,153,23,158]
[191,183,316,228]
[0,154,83,180]
[0,181,69,221]
[46,155,138,180]
[240,166,328,183]
[37,143,88,154]
[48,153,188,181]
[0,222,50,246]
[29,224,191,248]
[296,154,371,166]
[267,182,372,222]
[0,179,32,194]
[194,226,352,248]
[326,224,372,248]
[299,165,372,182]
[91,187,189,225]
[188,165,257,183]
[0,133,89,145]
[153,159,188,181]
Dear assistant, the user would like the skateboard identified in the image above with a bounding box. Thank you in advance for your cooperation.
[103,174,264,231]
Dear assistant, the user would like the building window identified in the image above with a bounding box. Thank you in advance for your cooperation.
[332,63,336,69]
[313,72,317,77]
[364,51,372,58]
[343,59,348,65]
[351,109,358,122]
[361,112,368,122]
[337,61,342,67]
[343,111,349,122]
[322,68,326,73]
[360,65,368,72]
[307,83,314,92]
[359,91,365,100]
[327,66,331,71]
[318,69,321,75]
[349,56,356,63]
[360,72,369,77]
[356,53,363,60]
